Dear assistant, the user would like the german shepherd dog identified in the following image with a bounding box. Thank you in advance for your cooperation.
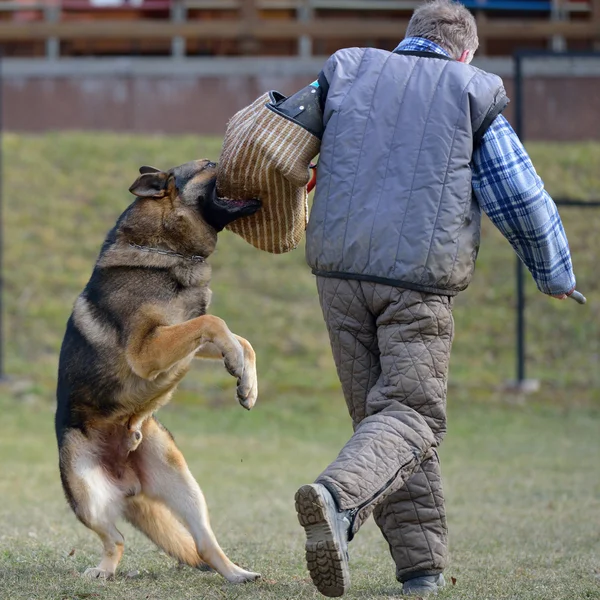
[55,160,262,583]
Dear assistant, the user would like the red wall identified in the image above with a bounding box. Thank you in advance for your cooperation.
[4,73,600,140]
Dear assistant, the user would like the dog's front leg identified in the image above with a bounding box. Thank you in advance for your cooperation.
[126,314,244,382]
[196,334,258,410]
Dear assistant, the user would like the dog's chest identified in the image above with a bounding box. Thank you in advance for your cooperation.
[171,285,212,322]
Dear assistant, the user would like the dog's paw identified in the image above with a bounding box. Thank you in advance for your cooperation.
[234,338,258,410]
[223,340,245,380]
[236,368,258,410]
[228,569,261,584]
[83,567,114,579]
[237,385,257,411]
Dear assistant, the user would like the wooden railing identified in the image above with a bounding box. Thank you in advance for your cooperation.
[0,0,597,58]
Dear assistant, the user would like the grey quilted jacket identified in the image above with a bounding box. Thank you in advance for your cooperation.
[306,47,508,295]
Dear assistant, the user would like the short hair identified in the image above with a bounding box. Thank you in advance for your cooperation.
[405,0,479,60]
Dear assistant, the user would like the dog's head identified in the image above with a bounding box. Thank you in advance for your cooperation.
[124,159,261,257]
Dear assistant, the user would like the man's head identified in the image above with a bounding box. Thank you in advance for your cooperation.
[405,0,479,63]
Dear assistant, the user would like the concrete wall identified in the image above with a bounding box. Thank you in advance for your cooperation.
[3,56,600,140]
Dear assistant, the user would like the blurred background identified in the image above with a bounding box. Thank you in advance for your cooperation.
[0,2,599,600]
[0,0,598,398]
[0,0,599,137]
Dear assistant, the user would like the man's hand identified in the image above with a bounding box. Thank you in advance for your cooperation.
[551,291,572,300]
[552,288,586,304]
[307,163,318,193]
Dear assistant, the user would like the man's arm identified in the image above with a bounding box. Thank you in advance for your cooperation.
[472,115,576,298]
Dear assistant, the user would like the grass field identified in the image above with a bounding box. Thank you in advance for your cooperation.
[1,133,599,600]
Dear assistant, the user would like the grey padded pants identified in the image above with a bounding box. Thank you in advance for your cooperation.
[315,276,454,582]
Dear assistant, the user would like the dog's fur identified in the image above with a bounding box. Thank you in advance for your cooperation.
[55,159,261,583]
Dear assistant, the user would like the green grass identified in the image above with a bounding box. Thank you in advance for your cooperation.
[4,133,600,403]
[1,133,600,599]
[1,393,599,600]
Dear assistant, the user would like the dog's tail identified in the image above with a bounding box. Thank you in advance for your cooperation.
[125,495,206,568]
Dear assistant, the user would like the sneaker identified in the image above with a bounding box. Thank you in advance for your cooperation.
[295,483,351,597]
[402,573,446,596]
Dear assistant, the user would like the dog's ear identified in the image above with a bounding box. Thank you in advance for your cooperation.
[139,165,161,175]
[129,171,171,199]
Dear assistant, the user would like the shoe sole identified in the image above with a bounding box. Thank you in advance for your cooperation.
[295,484,350,598]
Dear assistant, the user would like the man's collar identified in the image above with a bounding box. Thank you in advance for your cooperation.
[394,37,450,58]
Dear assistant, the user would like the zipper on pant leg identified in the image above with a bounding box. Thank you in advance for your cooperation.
[346,450,419,540]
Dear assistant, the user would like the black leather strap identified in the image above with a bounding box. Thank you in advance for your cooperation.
[317,70,330,110]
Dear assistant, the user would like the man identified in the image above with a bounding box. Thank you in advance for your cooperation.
[293,0,576,597]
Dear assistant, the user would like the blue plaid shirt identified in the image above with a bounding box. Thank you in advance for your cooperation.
[392,37,576,295]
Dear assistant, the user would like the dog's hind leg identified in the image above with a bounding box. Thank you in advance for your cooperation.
[124,494,206,568]
[59,429,135,579]
[83,526,125,579]
[130,418,260,584]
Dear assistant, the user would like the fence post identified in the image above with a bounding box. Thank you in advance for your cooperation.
[171,0,187,59]
[550,0,566,52]
[593,0,600,51]
[510,52,539,393]
[297,0,313,58]
[514,53,525,386]
[44,2,60,60]
[240,0,259,55]
[0,51,4,381]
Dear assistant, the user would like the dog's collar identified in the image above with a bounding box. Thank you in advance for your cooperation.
[129,242,206,263]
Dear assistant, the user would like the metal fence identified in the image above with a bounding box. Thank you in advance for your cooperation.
[511,50,600,391]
